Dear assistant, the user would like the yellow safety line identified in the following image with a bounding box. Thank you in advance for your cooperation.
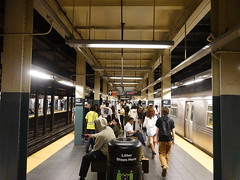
[27,132,74,173]
[175,135,213,173]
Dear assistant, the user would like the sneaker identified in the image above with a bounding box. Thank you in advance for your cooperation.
[79,177,85,180]
[162,166,167,177]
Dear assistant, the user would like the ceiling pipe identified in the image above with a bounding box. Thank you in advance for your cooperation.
[141,23,240,92]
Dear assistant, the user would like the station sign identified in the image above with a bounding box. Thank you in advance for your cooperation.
[75,98,84,106]
[162,99,171,107]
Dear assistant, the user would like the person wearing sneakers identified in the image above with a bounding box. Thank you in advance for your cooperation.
[143,107,157,159]
[155,107,175,177]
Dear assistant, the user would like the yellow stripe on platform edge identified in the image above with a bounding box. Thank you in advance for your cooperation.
[175,135,213,173]
[27,132,74,173]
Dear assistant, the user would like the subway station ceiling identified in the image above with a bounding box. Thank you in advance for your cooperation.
[0,0,211,94]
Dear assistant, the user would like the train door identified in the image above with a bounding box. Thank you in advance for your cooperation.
[184,101,194,141]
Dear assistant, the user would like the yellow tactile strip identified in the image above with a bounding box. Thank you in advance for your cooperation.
[27,132,74,173]
[175,135,213,173]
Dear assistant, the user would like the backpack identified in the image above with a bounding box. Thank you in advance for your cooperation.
[161,117,172,138]
[138,106,144,113]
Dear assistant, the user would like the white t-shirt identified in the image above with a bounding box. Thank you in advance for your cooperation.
[124,122,133,136]
[129,109,138,120]
[143,116,157,136]
[101,107,113,118]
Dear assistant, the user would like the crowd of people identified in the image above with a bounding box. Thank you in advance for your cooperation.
[79,100,175,180]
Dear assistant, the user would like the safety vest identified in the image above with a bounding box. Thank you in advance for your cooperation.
[85,111,98,130]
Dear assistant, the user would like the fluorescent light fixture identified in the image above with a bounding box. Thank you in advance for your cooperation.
[30,70,53,80]
[113,82,138,85]
[183,78,204,86]
[58,80,75,87]
[108,76,143,80]
[67,40,174,49]
[171,86,178,89]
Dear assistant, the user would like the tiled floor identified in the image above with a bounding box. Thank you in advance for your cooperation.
[27,137,213,180]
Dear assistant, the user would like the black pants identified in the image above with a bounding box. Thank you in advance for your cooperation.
[120,115,124,130]
[79,150,106,178]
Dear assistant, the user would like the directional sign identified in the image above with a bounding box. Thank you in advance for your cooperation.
[108,91,117,96]
[125,91,141,96]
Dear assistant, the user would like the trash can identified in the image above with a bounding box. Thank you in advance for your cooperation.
[107,137,143,180]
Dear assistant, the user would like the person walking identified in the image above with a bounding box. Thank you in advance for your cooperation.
[155,107,175,177]
[143,107,157,159]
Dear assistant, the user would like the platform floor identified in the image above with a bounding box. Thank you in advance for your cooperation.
[27,133,213,180]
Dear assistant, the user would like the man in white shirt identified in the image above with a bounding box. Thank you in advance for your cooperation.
[124,117,145,145]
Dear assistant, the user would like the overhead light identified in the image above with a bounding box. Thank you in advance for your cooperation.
[67,39,174,49]
[183,78,204,86]
[171,86,178,89]
[108,76,143,80]
[113,82,138,85]
[58,80,75,87]
[29,70,53,80]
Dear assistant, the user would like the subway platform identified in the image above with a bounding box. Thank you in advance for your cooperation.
[27,132,213,180]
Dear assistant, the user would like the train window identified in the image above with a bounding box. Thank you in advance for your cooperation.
[206,105,213,128]
[171,104,178,117]
[191,105,194,121]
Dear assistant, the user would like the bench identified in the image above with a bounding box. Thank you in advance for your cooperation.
[91,157,149,179]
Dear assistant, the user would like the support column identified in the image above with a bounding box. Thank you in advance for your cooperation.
[70,90,74,124]
[34,93,39,138]
[211,0,240,179]
[161,50,171,107]
[148,72,154,105]
[102,79,108,101]
[141,79,147,105]
[75,53,86,145]
[0,0,33,179]
[43,90,48,135]
[66,92,70,125]
[50,89,55,132]
[94,71,100,105]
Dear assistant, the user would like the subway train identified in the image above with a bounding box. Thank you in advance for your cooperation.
[154,79,213,156]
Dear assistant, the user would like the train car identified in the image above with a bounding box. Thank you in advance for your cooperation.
[171,90,213,156]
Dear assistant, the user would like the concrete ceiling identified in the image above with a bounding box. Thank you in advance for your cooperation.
[0,0,211,94]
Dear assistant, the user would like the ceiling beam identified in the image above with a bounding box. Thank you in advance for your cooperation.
[98,59,151,61]
[59,0,185,8]
[93,67,151,71]
[75,25,169,32]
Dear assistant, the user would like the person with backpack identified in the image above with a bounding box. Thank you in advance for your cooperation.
[155,107,175,177]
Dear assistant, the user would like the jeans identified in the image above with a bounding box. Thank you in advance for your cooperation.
[158,141,173,169]
[85,129,95,151]
[79,150,106,178]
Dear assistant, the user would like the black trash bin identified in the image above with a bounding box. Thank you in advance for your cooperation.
[107,137,143,180]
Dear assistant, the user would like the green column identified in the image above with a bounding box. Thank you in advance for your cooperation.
[0,0,33,179]
[74,53,86,145]
[211,0,240,179]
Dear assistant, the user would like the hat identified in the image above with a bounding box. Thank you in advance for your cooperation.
[149,103,153,106]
